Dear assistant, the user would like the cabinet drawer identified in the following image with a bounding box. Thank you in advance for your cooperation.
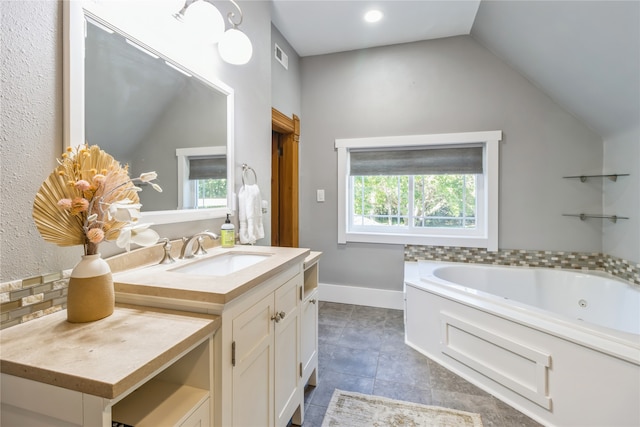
[275,274,301,317]
[180,398,210,427]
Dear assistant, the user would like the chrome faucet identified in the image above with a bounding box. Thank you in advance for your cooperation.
[180,231,220,259]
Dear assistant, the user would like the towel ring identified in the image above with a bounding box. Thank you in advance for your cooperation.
[242,164,258,186]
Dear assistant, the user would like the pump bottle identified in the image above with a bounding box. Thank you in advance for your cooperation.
[221,214,235,248]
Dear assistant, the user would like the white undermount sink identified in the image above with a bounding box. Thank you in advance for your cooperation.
[169,252,272,276]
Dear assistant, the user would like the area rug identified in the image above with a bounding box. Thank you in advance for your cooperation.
[322,390,484,427]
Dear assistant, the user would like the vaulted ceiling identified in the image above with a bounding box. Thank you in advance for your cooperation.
[271,0,640,139]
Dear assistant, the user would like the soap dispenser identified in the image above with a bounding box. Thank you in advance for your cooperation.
[221,213,235,248]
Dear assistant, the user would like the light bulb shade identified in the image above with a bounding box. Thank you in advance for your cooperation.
[218,28,253,65]
[184,0,225,44]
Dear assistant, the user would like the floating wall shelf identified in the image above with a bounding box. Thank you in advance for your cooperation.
[562,173,630,223]
[562,214,629,223]
[563,173,629,182]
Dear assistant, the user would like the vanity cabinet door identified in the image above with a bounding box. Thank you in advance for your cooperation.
[231,272,303,427]
[274,275,302,427]
[232,293,275,427]
[301,288,318,387]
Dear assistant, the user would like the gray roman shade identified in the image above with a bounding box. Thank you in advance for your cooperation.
[188,156,226,180]
[349,146,483,176]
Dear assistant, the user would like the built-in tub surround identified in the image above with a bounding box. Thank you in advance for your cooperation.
[404,261,640,427]
[405,244,640,285]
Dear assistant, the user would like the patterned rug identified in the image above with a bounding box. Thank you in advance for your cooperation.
[322,390,484,427]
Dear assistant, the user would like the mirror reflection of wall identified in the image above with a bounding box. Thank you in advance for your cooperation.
[84,19,227,211]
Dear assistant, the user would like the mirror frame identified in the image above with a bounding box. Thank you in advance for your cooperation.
[63,1,235,225]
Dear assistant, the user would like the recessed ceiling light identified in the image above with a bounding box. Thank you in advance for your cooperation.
[364,9,383,23]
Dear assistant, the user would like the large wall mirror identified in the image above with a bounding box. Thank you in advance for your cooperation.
[64,1,235,224]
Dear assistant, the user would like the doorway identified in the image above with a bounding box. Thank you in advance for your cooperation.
[271,108,300,247]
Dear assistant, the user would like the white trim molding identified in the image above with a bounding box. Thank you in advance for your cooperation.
[318,282,405,310]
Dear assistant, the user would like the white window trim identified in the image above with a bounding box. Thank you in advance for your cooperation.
[335,130,501,251]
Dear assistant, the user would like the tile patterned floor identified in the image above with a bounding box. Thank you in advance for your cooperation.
[300,302,544,427]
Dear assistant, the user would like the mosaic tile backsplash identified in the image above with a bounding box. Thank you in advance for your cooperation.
[404,245,640,285]
[1,270,70,329]
[2,246,638,329]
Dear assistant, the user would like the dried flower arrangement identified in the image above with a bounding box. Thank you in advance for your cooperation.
[33,144,162,255]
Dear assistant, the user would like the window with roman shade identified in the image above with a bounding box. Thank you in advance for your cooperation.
[188,156,227,180]
[349,146,483,176]
[336,131,501,250]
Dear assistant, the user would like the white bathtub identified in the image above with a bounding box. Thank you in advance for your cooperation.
[404,261,640,427]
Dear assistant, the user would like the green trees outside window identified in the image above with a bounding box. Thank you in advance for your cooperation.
[351,175,476,229]
[194,178,227,209]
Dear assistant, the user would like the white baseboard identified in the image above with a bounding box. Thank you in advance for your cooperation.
[318,283,405,310]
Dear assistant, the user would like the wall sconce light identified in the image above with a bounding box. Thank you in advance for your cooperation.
[174,0,253,65]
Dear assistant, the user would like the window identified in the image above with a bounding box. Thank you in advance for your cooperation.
[188,156,227,209]
[176,147,227,210]
[336,131,501,250]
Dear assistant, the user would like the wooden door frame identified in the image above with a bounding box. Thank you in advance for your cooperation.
[271,108,300,247]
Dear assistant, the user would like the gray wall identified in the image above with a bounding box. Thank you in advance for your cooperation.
[603,127,640,262]
[0,1,81,279]
[271,24,301,119]
[299,36,604,291]
[0,0,273,281]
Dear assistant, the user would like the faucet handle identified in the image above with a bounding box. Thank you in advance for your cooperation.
[159,238,176,264]
[193,236,208,256]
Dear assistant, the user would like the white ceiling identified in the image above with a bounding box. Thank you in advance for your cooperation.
[271,0,481,57]
[270,0,640,139]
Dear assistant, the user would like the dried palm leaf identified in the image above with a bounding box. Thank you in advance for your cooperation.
[33,146,137,246]
[32,172,85,246]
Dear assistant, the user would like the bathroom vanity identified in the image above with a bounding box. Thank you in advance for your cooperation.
[0,245,320,427]
[0,305,220,426]
[112,244,319,427]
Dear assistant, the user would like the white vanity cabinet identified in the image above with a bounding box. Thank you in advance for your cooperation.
[301,253,320,389]
[231,271,302,427]
[112,245,320,427]
[0,306,220,427]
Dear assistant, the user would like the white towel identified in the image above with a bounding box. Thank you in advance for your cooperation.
[238,184,264,244]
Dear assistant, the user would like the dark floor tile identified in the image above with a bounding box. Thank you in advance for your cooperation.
[319,344,379,378]
[299,404,326,427]
[318,302,353,327]
[376,349,431,387]
[427,359,489,396]
[385,308,404,320]
[345,314,387,330]
[337,325,383,351]
[379,328,406,352]
[373,378,433,405]
[351,304,389,318]
[494,399,545,427]
[308,368,375,407]
[383,313,405,331]
[431,389,500,420]
[317,323,344,346]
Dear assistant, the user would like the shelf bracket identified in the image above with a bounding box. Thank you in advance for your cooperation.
[563,173,629,182]
[562,214,629,223]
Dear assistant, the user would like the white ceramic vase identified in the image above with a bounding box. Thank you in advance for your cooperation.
[66,254,114,323]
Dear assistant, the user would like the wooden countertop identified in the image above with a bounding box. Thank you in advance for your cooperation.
[304,251,322,269]
[0,305,220,399]
[113,246,310,305]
